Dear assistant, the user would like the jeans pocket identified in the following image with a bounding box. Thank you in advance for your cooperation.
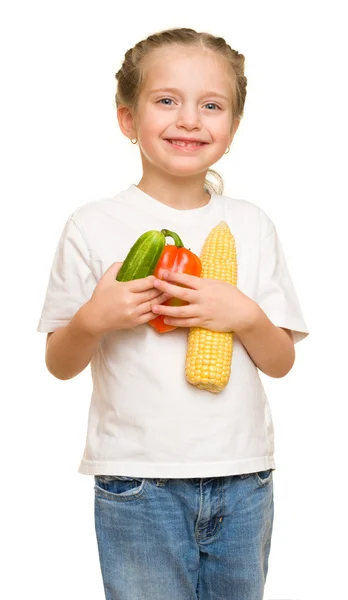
[94,475,147,501]
[255,469,273,487]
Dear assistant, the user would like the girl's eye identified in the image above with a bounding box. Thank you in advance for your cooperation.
[158,98,174,105]
[204,102,220,110]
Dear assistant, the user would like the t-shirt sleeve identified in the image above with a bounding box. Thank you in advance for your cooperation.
[257,215,309,344]
[36,215,98,333]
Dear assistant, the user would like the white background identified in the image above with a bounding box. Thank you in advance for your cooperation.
[1,1,347,598]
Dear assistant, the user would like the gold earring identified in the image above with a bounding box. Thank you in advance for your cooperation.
[130,138,138,145]
[225,146,230,155]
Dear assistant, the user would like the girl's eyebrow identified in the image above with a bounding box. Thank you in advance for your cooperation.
[148,87,229,101]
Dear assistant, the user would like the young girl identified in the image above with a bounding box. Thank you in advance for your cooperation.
[37,27,309,600]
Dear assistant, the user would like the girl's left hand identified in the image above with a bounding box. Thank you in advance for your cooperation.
[152,271,259,333]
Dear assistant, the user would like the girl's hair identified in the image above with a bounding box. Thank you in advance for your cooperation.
[115,28,247,195]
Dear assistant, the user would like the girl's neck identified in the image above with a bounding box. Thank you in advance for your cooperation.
[136,174,211,210]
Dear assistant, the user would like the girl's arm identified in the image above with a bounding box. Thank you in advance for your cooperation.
[44,263,169,380]
[45,304,103,380]
[236,306,295,378]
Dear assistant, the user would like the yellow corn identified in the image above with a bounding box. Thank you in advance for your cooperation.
[185,221,238,393]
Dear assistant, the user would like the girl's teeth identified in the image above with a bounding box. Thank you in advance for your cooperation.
[169,140,202,147]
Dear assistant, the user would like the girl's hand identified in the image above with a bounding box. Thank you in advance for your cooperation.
[152,270,259,333]
[84,262,170,335]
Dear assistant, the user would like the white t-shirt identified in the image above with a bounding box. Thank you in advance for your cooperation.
[37,184,309,478]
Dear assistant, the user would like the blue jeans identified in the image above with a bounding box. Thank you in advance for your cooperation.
[94,470,274,600]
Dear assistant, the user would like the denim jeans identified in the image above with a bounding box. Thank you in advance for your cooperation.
[94,470,274,600]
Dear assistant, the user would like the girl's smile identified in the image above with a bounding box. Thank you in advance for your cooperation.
[164,138,208,151]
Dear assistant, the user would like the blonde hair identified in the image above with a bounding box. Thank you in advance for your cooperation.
[115,28,247,195]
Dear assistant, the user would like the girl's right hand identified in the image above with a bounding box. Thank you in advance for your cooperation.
[82,262,170,336]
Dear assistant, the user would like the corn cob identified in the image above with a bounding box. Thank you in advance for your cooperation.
[185,221,237,393]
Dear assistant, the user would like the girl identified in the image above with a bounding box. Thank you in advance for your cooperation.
[37,27,309,600]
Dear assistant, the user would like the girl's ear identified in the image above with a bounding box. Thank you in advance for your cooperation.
[117,105,137,140]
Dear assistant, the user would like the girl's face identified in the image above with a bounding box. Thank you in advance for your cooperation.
[120,46,240,180]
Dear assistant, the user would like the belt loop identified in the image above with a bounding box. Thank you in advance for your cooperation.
[156,478,168,487]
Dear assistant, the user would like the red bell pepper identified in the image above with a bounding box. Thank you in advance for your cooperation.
[148,230,202,333]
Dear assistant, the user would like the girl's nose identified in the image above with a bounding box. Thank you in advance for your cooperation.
[176,104,201,130]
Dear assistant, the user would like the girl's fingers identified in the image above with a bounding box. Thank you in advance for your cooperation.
[160,317,202,328]
[137,310,160,324]
[128,275,156,292]
[137,288,170,304]
[152,302,197,318]
[137,310,201,329]
[152,292,171,305]
[153,278,196,302]
[140,293,171,315]
[159,271,202,288]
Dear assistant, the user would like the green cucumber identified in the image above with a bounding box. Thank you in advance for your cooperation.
[116,229,183,282]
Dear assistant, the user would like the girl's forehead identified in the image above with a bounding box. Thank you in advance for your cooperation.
[141,47,233,96]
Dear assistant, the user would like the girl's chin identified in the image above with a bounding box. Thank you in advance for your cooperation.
[164,162,222,178]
